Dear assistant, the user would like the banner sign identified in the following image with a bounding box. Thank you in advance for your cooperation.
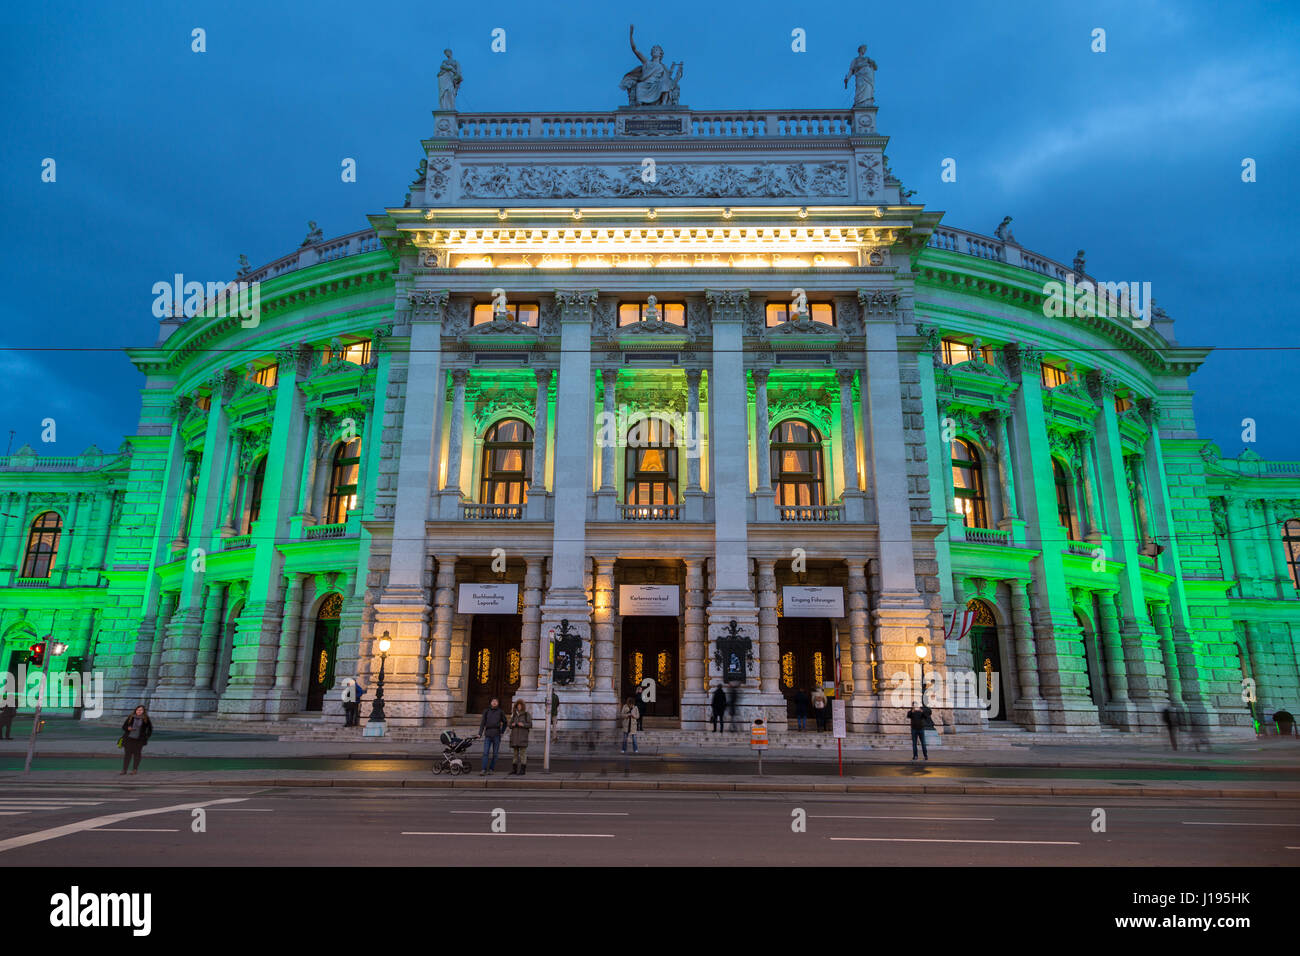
[782,586,845,618]
[457,583,518,614]
[619,584,680,616]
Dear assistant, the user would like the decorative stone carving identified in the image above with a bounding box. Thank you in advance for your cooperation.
[1047,427,1082,467]
[994,217,1016,243]
[767,317,846,340]
[844,45,877,107]
[620,25,683,108]
[239,429,271,471]
[1198,441,1221,465]
[437,49,462,110]
[300,221,324,248]
[459,315,540,344]
[1005,343,1044,379]
[857,288,900,316]
[1209,497,1228,537]
[555,290,600,318]
[408,290,449,321]
[426,157,452,199]
[473,389,535,428]
[459,161,849,200]
[1085,369,1120,401]
[943,409,994,449]
[1138,396,1161,423]
[913,322,942,361]
[855,112,875,134]
[622,389,687,415]
[770,388,833,433]
[857,155,880,197]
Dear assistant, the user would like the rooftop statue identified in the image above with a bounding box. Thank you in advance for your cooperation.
[620,25,682,107]
[438,49,462,110]
[844,44,877,107]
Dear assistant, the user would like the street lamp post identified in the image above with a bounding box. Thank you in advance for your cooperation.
[23,635,68,773]
[366,631,392,733]
[915,637,929,708]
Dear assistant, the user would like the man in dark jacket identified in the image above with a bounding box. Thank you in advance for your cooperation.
[710,686,727,732]
[906,701,931,760]
[480,697,507,774]
[793,688,811,731]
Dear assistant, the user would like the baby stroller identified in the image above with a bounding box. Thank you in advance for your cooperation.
[433,730,479,775]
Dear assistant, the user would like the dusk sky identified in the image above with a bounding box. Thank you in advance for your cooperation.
[3,0,1298,458]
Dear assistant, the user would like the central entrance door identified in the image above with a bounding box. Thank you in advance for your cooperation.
[777,617,833,717]
[620,616,679,718]
[305,594,342,711]
[968,623,1008,720]
[467,614,523,714]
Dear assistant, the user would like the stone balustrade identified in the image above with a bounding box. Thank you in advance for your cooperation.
[964,526,1011,546]
[777,504,841,522]
[618,503,681,521]
[462,504,524,520]
[451,109,856,141]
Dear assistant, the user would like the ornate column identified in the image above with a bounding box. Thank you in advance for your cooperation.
[600,369,617,492]
[56,493,82,586]
[295,409,321,518]
[837,370,860,492]
[685,369,702,491]
[1260,499,1289,598]
[1008,579,1047,729]
[430,555,457,692]
[592,557,616,699]
[1077,434,1103,541]
[1095,591,1136,728]
[519,558,543,694]
[1128,457,1153,547]
[756,560,780,708]
[445,369,468,497]
[682,558,708,728]
[846,559,871,729]
[991,409,1019,523]
[753,368,772,494]
[146,593,177,692]
[219,429,246,535]
[1151,602,1182,703]
[169,454,197,551]
[272,574,305,690]
[192,584,226,702]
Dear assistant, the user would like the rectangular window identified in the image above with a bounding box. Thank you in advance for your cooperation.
[194,394,211,411]
[619,302,686,326]
[251,364,278,388]
[766,302,834,326]
[941,338,993,365]
[1041,364,1071,389]
[324,339,371,366]
[1114,395,1132,414]
[473,302,539,327]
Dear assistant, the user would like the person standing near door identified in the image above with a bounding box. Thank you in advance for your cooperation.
[507,700,532,775]
[0,695,16,739]
[906,701,931,760]
[340,678,358,727]
[480,697,506,774]
[793,687,811,731]
[812,686,827,731]
[710,685,727,733]
[620,696,640,753]
[119,705,153,774]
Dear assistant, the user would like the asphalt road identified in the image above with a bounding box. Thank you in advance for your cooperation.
[1,784,1297,866]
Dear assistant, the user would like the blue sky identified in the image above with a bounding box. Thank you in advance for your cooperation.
[2,0,1298,458]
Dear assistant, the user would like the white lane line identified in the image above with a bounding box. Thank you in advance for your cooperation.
[811,815,995,821]
[0,798,248,854]
[0,812,28,816]
[830,837,1080,846]
[449,810,630,816]
[203,808,274,812]
[88,828,179,833]
[1182,822,1300,827]
[402,831,614,838]
[1286,846,1299,850]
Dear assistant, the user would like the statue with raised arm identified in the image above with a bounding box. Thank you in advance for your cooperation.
[438,49,462,110]
[620,25,677,107]
[844,44,877,107]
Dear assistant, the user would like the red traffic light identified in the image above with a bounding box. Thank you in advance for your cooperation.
[29,642,46,667]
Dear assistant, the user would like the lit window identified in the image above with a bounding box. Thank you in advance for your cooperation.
[250,364,278,388]
[951,439,989,529]
[243,457,267,533]
[1284,519,1300,589]
[941,338,993,365]
[1041,364,1071,389]
[22,511,62,578]
[194,394,211,411]
[324,339,371,366]
[619,301,686,326]
[1114,395,1133,414]
[625,418,678,507]
[1054,459,1080,539]
[766,302,834,326]
[771,420,824,507]
[473,302,539,326]
[480,419,533,505]
[326,439,361,523]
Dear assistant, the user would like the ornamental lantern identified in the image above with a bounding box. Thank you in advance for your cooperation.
[713,619,755,683]
[553,618,584,686]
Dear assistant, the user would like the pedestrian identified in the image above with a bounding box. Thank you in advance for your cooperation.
[1161,705,1178,750]
[119,704,153,775]
[710,685,727,733]
[0,697,16,740]
[507,700,532,776]
[479,696,506,774]
[906,700,931,760]
[619,696,640,754]
[340,678,358,727]
[354,679,366,724]
[793,687,811,731]
[812,685,827,731]
[636,682,648,730]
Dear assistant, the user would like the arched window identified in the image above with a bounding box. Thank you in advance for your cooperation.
[480,419,533,505]
[325,440,362,524]
[1054,459,1080,539]
[771,420,824,507]
[1284,518,1300,589]
[243,457,268,532]
[625,418,678,507]
[22,511,62,578]
[951,439,989,529]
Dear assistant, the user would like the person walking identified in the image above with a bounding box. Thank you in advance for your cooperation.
[1161,705,1178,750]
[507,700,532,776]
[710,685,727,733]
[479,697,506,774]
[812,686,828,732]
[340,678,358,727]
[906,700,931,760]
[793,687,811,731]
[0,697,16,739]
[619,696,640,754]
[119,705,153,775]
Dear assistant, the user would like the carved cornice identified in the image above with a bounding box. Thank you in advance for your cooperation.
[554,290,600,319]
[622,389,687,415]
[857,288,901,318]
[1086,369,1120,401]
[1004,343,1044,379]
[408,289,449,321]
[459,315,541,344]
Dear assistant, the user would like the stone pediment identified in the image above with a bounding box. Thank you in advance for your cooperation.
[611,317,693,346]
[766,317,847,343]
[457,316,541,345]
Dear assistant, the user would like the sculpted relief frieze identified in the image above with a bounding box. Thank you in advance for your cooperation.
[458,161,849,200]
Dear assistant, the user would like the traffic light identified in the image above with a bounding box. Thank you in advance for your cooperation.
[29,642,45,667]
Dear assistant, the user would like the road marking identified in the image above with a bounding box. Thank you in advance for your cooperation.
[830,837,1080,846]
[0,812,28,816]
[449,810,630,816]
[203,808,274,812]
[1182,822,1300,827]
[402,831,615,838]
[0,798,248,854]
[811,815,995,822]
[89,828,178,833]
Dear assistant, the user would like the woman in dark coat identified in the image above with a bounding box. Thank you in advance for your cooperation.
[710,686,727,733]
[120,705,153,774]
[507,700,533,775]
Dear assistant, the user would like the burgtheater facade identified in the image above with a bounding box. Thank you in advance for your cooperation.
[3,47,1299,737]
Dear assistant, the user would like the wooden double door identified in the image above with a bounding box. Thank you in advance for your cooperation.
[620,616,679,717]
[778,617,833,717]
[468,615,523,714]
